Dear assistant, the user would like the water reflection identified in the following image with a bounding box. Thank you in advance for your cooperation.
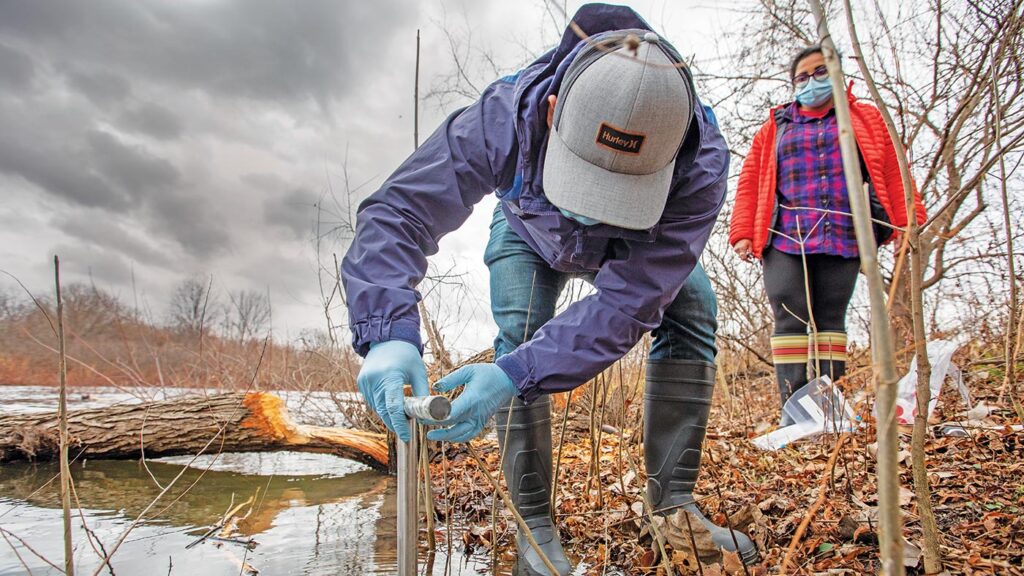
[0,387,485,575]
[2,456,382,528]
[0,453,409,574]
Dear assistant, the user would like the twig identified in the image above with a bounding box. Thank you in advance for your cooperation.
[681,509,705,576]
[70,475,107,569]
[414,28,420,149]
[551,392,572,512]
[441,445,453,576]
[70,478,114,576]
[993,26,1020,405]
[55,255,75,576]
[419,424,436,554]
[885,237,910,312]
[782,432,849,573]
[0,527,36,576]
[805,3,905,574]
[844,2,943,571]
[616,362,628,501]
[140,407,165,490]
[0,268,57,337]
[595,371,610,509]
[586,373,600,496]
[235,484,269,576]
[620,445,674,576]
[185,494,254,550]
[467,444,560,576]
[713,483,750,576]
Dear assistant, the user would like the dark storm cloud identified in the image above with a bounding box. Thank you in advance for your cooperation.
[262,187,319,240]
[0,126,129,210]
[0,42,34,90]
[0,0,411,107]
[85,129,180,197]
[56,211,174,268]
[242,172,291,192]
[64,68,132,106]
[0,0,416,246]
[147,192,231,258]
[0,103,179,212]
[0,0,424,339]
[51,241,135,287]
[119,103,183,140]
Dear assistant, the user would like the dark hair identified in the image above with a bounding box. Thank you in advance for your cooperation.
[789,44,825,81]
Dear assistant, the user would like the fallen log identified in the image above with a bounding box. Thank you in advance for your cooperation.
[0,392,389,471]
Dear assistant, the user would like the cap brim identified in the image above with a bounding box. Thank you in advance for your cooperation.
[543,124,673,231]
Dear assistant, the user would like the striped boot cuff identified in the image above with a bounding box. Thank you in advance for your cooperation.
[811,331,848,362]
[771,334,809,365]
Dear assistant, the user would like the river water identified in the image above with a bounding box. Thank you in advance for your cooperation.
[0,386,490,575]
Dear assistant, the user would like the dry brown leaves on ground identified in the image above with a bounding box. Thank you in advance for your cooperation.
[421,362,1022,575]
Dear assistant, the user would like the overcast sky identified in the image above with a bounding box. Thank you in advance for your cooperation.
[0,1,751,355]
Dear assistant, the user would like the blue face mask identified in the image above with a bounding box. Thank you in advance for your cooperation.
[558,207,601,226]
[795,77,833,107]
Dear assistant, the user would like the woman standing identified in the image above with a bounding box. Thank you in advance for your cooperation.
[729,45,926,424]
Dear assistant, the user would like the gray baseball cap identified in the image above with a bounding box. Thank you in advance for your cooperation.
[543,31,694,230]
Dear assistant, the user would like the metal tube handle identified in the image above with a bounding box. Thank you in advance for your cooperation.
[403,395,451,421]
[396,394,448,576]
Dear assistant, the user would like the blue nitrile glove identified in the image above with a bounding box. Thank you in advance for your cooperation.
[357,340,429,442]
[426,363,517,443]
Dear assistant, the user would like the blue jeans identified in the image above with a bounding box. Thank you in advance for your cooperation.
[484,206,717,363]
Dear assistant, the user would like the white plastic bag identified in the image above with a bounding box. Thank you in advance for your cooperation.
[752,376,857,450]
[893,340,971,425]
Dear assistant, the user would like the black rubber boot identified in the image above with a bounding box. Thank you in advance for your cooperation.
[775,362,808,427]
[644,359,759,565]
[495,396,572,576]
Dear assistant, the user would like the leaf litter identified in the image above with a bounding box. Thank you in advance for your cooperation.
[421,354,1022,574]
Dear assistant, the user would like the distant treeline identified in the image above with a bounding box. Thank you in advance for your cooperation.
[0,282,358,392]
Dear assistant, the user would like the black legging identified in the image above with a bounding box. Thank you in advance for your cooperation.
[763,247,860,418]
[762,247,860,334]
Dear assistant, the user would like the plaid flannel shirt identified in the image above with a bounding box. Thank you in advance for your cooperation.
[771,103,859,258]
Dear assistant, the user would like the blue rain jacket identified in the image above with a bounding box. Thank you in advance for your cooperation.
[342,3,729,403]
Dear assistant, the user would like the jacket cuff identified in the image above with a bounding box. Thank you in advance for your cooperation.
[350,316,422,357]
[728,230,751,246]
[495,354,541,404]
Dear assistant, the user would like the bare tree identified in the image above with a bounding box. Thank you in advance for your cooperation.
[423,2,561,110]
[60,283,127,339]
[0,288,27,323]
[225,289,271,343]
[168,276,217,334]
[842,1,956,571]
[314,149,366,347]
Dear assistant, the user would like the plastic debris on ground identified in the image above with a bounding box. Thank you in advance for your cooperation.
[893,339,972,425]
[752,375,857,450]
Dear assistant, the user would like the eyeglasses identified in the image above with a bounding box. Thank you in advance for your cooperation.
[793,65,829,88]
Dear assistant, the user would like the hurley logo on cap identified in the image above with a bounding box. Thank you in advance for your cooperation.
[595,123,646,154]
